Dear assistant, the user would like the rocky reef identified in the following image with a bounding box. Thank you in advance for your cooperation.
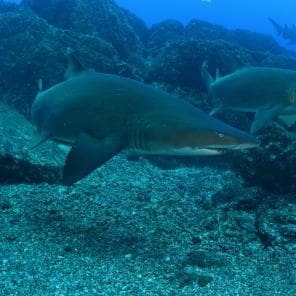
[0,0,296,294]
[21,0,148,59]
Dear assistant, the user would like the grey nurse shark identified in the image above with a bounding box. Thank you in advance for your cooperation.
[31,53,257,185]
[201,61,296,133]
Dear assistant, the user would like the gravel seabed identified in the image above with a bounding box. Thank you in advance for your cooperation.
[1,152,295,295]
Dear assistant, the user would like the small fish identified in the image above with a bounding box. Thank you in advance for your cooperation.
[31,52,257,185]
[202,61,296,133]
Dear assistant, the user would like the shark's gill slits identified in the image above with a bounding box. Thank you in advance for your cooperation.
[127,117,145,151]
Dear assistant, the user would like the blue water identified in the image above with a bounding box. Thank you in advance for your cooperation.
[115,0,295,47]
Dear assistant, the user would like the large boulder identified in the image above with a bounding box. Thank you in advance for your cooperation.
[21,0,148,59]
[184,19,284,54]
[0,8,124,115]
[146,37,296,93]
[232,123,296,194]
[146,39,254,92]
[0,101,65,184]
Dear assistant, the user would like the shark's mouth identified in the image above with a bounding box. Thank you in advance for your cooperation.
[134,142,257,156]
[136,147,226,156]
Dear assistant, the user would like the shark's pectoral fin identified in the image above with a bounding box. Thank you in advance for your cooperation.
[251,105,284,134]
[62,133,124,185]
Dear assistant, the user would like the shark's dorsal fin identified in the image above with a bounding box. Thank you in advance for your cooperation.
[65,49,86,80]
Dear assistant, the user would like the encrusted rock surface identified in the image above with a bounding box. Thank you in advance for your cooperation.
[21,0,148,59]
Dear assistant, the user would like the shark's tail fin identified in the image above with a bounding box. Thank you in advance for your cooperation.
[201,60,214,92]
[268,17,283,35]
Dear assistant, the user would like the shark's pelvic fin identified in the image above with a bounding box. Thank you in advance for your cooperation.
[201,60,214,92]
[65,50,86,80]
[251,105,284,134]
[62,133,124,185]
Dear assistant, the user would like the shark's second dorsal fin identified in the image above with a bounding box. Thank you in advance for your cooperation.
[38,79,43,92]
[65,49,86,80]
[215,68,221,79]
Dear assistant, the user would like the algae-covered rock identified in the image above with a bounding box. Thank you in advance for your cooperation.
[146,18,296,96]
[147,19,184,56]
[185,19,283,54]
[0,8,119,115]
[21,0,148,59]
[0,102,64,184]
[232,123,296,194]
[147,39,253,92]
[0,0,18,12]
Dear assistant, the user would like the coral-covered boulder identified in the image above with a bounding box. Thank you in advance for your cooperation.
[146,37,296,94]
[21,0,148,59]
[232,123,296,194]
[0,8,120,115]
[184,19,283,54]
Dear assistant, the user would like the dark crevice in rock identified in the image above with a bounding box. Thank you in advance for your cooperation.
[0,155,61,184]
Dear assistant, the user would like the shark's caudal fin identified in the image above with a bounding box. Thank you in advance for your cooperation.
[201,61,214,92]
[64,49,87,80]
[268,18,283,35]
[62,133,124,185]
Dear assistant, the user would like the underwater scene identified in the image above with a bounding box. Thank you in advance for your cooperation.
[0,0,296,295]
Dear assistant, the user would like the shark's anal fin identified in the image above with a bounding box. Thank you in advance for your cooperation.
[62,133,124,186]
[251,105,284,134]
